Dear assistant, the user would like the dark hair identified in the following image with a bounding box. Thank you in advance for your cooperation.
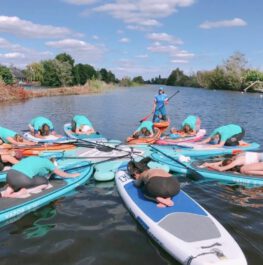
[71,120,77,132]
[40,124,50,136]
[127,157,151,178]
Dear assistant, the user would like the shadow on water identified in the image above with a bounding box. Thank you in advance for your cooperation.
[0,86,263,264]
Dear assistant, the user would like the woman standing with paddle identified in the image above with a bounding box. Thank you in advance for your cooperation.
[152,87,169,122]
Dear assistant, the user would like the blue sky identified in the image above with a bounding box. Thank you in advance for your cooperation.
[0,0,262,79]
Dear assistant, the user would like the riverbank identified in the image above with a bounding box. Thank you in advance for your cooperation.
[0,80,115,102]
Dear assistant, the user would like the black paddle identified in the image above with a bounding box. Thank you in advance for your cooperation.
[75,138,144,157]
[150,145,204,181]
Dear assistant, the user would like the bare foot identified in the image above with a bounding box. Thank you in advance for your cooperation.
[156,197,174,207]
[157,203,166,208]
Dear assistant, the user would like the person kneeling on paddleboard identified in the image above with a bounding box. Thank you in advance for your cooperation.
[71,115,95,135]
[128,157,180,208]
[29,116,61,138]
[170,115,201,136]
[200,124,246,147]
[0,126,34,146]
[0,156,79,199]
[132,121,154,139]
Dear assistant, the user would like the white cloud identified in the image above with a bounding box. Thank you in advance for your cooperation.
[147,32,183,44]
[46,38,104,63]
[136,54,148,58]
[200,18,247,29]
[119,37,130,43]
[0,16,76,38]
[91,0,195,30]
[147,42,194,63]
[0,52,25,59]
[171,59,188,64]
[64,0,99,5]
[92,35,99,40]
[0,37,53,67]
[117,29,124,34]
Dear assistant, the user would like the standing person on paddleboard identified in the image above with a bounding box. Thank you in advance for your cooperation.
[152,87,169,123]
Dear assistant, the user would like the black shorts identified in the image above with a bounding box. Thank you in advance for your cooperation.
[144,176,180,198]
[225,127,245,146]
[7,169,48,191]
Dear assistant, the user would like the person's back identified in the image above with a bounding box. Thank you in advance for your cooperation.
[0,126,17,144]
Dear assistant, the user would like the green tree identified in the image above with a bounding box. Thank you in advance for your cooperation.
[166,68,188,86]
[0,65,14,85]
[54,59,73,87]
[24,62,44,82]
[55,53,75,67]
[133,76,144,84]
[73,64,97,85]
[41,60,61,87]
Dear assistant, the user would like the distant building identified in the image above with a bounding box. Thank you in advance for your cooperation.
[10,66,26,83]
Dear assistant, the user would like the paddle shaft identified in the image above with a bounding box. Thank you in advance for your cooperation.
[150,145,204,180]
[75,138,143,156]
[140,90,180,123]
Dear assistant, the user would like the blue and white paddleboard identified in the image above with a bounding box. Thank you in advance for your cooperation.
[0,161,93,225]
[115,169,247,265]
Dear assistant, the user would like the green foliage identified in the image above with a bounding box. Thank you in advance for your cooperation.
[55,53,75,67]
[54,59,73,87]
[41,60,61,87]
[119,77,133,87]
[24,63,44,82]
[73,64,97,85]
[243,69,263,82]
[166,68,189,86]
[132,76,144,84]
[0,65,14,85]
[99,68,117,83]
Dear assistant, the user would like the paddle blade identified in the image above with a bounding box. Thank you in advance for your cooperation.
[186,168,204,181]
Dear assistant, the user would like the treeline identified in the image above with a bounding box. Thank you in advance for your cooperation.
[0,52,146,88]
[1,51,263,91]
[148,52,263,91]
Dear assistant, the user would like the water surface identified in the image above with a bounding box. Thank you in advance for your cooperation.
[0,86,262,265]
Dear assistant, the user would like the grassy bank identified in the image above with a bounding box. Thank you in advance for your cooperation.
[0,80,115,102]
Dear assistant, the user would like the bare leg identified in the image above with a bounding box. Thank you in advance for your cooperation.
[1,154,19,164]
[240,163,263,176]
[27,183,52,194]
[1,186,30,198]
[156,197,174,207]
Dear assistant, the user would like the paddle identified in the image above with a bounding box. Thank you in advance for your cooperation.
[150,145,204,181]
[75,138,144,157]
[139,90,180,123]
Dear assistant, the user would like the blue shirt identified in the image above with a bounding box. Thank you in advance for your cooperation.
[0,127,17,143]
[154,94,168,109]
[12,157,55,179]
[210,124,243,142]
[73,115,93,129]
[30,116,54,131]
[182,115,198,130]
[137,121,154,133]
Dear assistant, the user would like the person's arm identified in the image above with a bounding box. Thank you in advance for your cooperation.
[199,137,212,144]
[53,168,80,178]
[210,158,242,172]
[200,161,222,168]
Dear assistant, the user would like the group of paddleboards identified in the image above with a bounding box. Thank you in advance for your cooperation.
[0,87,261,264]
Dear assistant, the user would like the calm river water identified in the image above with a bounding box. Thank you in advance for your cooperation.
[0,86,262,265]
